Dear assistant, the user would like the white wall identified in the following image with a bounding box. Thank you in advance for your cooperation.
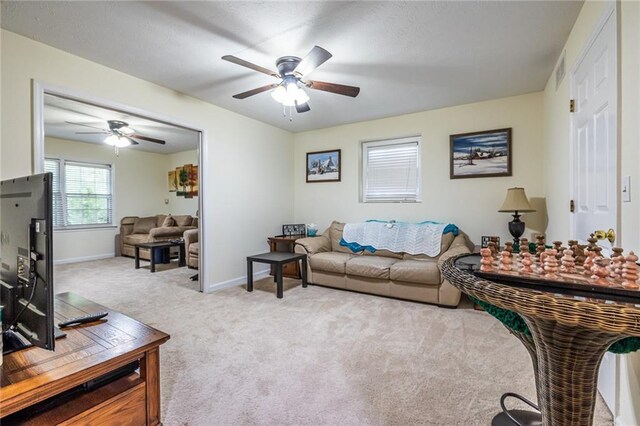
[543,1,640,424]
[0,30,294,287]
[45,137,169,263]
[293,92,545,245]
[166,149,199,216]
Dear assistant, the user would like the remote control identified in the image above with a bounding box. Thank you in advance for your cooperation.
[58,311,108,328]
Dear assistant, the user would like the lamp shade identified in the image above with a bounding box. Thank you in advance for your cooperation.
[498,187,535,212]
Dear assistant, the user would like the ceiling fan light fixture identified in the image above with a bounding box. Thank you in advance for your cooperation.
[119,127,135,135]
[271,84,287,103]
[105,134,131,148]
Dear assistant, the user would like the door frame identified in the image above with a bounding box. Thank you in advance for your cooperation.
[568,2,619,244]
[31,80,209,292]
[568,2,619,417]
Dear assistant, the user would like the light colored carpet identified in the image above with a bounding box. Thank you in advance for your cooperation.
[55,258,613,425]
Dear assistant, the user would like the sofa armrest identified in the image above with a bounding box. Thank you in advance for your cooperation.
[120,216,138,237]
[149,226,185,239]
[295,236,331,256]
[184,228,198,247]
[437,235,472,269]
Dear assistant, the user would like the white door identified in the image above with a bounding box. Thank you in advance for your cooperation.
[570,8,618,415]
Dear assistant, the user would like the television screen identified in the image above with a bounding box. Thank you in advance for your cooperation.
[1,172,55,354]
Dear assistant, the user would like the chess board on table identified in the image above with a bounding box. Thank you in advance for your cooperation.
[456,254,640,303]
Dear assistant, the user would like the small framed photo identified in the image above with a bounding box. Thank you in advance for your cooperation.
[481,236,500,249]
[450,128,512,179]
[306,149,341,183]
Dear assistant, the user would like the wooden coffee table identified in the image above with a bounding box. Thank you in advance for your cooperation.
[135,240,185,273]
[246,252,307,298]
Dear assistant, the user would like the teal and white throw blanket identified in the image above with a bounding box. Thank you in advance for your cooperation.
[341,220,457,256]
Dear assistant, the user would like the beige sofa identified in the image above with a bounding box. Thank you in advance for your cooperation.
[184,229,199,269]
[294,221,473,307]
[119,215,197,260]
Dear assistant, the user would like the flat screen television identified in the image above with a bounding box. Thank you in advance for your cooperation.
[1,172,56,354]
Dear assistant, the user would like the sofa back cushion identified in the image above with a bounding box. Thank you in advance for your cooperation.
[173,215,193,227]
[162,215,176,227]
[328,221,353,254]
[363,248,403,259]
[133,216,158,234]
[403,231,456,260]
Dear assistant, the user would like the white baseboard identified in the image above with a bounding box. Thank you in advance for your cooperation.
[54,253,115,265]
[204,268,270,293]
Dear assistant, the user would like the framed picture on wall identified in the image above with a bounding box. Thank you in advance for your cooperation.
[306,149,341,183]
[450,128,512,179]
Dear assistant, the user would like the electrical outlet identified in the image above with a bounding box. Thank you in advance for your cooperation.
[622,176,631,202]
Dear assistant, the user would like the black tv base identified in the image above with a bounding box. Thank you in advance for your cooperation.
[2,326,66,355]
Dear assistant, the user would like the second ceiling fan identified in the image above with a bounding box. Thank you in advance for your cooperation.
[222,46,360,115]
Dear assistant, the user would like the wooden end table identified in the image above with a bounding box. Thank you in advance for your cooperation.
[135,240,185,273]
[267,234,307,279]
[246,252,307,298]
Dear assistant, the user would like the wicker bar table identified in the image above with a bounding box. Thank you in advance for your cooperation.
[442,254,640,426]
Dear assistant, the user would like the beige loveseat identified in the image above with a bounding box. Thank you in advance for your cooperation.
[294,221,473,307]
[119,215,197,260]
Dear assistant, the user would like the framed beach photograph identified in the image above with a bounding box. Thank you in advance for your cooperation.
[450,128,512,179]
[306,149,341,183]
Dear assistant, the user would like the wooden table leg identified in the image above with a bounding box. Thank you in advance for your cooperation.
[246,259,253,292]
[135,246,140,269]
[141,347,162,426]
[276,264,283,298]
[301,256,308,288]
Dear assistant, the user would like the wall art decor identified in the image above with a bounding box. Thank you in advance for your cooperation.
[450,128,512,179]
[306,149,341,183]
[169,164,199,198]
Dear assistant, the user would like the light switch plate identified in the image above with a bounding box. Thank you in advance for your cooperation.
[622,176,631,202]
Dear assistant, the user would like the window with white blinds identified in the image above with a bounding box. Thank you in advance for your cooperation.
[44,158,113,228]
[362,137,421,203]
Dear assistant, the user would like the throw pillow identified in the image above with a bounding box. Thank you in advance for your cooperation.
[132,216,158,234]
[162,215,176,227]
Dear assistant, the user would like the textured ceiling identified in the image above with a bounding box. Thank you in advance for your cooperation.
[44,94,199,154]
[2,1,583,132]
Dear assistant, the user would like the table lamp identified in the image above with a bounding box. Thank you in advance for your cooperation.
[499,187,536,245]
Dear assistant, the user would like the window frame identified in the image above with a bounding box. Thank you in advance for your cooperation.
[45,156,116,230]
[360,135,422,203]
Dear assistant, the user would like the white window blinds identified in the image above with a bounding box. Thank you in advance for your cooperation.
[362,137,421,202]
[45,158,113,228]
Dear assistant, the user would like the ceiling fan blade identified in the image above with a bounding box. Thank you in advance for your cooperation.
[232,84,278,99]
[75,131,110,134]
[293,46,332,77]
[125,136,140,145]
[306,80,360,97]
[131,134,166,145]
[65,121,108,131]
[222,55,280,78]
[295,102,311,113]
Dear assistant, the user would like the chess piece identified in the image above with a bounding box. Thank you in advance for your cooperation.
[535,234,546,256]
[591,257,611,286]
[519,238,529,254]
[583,250,597,276]
[504,242,513,256]
[520,252,534,273]
[587,234,598,252]
[574,244,587,266]
[609,248,624,279]
[480,248,494,272]
[560,249,576,274]
[542,249,559,278]
[553,241,562,252]
[621,252,639,289]
[500,250,512,271]
[487,241,498,259]
[593,246,604,258]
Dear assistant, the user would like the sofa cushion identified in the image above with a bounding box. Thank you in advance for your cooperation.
[390,259,441,285]
[309,252,352,274]
[328,221,353,254]
[122,233,151,245]
[132,216,158,234]
[403,232,456,260]
[346,256,398,280]
[162,215,176,227]
[363,249,403,259]
[173,215,193,226]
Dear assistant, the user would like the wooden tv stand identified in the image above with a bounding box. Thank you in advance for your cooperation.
[1,292,170,425]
